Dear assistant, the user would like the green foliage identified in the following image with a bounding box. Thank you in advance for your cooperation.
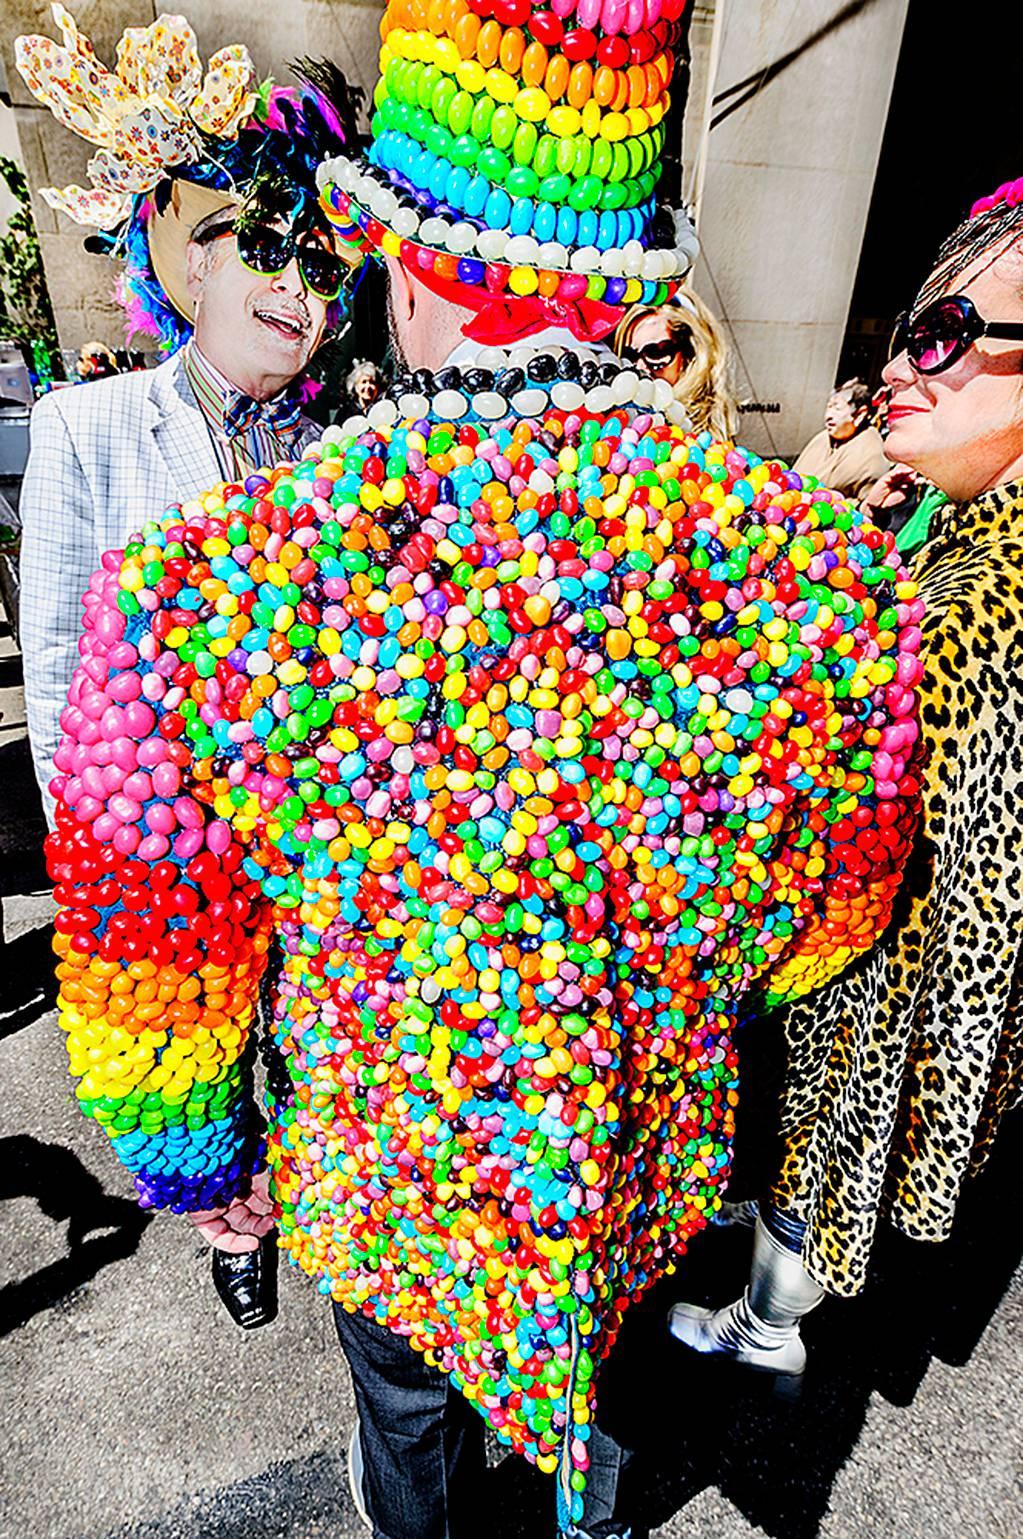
[0,156,58,352]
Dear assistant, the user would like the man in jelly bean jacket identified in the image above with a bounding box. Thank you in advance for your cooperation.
[41,7,923,1539]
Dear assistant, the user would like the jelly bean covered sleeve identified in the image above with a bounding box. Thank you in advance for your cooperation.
[757,566,923,1008]
[46,530,275,1213]
[45,407,923,1508]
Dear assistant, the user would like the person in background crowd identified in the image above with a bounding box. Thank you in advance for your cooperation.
[860,460,949,561]
[76,341,119,382]
[792,377,890,504]
[113,348,150,373]
[860,383,949,560]
[343,357,386,417]
[16,11,364,829]
[613,289,738,441]
[668,176,1023,1385]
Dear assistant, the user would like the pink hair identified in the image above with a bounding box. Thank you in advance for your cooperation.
[970,176,1023,217]
[296,376,323,404]
[113,271,165,345]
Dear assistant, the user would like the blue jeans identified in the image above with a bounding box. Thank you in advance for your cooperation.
[333,1304,628,1539]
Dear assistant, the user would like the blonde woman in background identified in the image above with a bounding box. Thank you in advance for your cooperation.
[613,288,739,440]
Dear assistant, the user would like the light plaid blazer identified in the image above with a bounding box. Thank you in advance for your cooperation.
[19,349,320,823]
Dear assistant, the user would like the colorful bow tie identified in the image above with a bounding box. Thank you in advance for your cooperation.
[223,390,303,444]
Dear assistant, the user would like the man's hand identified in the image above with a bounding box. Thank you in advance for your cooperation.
[187,1168,275,1253]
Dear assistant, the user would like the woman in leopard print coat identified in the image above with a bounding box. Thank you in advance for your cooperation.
[668,181,1023,1382]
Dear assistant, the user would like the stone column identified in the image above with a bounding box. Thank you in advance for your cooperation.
[684,0,909,458]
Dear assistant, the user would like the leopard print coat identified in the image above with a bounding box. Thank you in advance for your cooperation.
[770,481,1023,1296]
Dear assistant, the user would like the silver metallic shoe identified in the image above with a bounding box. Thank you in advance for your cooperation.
[668,1216,825,1390]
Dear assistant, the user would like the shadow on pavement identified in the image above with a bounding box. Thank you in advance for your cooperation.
[0,921,57,1039]
[0,649,22,692]
[96,1449,358,1539]
[0,720,53,1038]
[0,734,47,896]
[0,1134,152,1337]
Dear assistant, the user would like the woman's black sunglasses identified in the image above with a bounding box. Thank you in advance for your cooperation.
[196,218,344,301]
[889,293,1023,376]
[619,336,686,370]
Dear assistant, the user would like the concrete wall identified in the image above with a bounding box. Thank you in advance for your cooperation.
[0,100,24,234]
[2,0,386,351]
[689,0,909,458]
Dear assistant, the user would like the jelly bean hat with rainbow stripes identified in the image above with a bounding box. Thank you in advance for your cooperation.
[317,0,700,345]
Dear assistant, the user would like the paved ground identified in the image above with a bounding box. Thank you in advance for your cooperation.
[1,608,1020,1539]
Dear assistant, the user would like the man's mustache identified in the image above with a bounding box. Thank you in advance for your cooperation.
[254,299,312,335]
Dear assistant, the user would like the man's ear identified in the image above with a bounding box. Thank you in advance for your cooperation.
[184,238,208,305]
[385,253,416,323]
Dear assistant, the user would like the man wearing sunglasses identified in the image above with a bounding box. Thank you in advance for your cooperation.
[179,204,344,480]
[18,48,362,833]
[791,375,890,505]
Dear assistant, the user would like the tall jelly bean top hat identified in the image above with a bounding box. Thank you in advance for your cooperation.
[16,5,368,351]
[316,0,700,345]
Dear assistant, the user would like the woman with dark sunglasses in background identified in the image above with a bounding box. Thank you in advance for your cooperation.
[667,178,1023,1387]
[612,287,738,441]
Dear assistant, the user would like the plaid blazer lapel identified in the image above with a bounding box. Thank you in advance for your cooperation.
[148,352,224,500]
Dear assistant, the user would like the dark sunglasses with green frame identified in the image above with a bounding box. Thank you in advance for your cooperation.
[194,207,345,302]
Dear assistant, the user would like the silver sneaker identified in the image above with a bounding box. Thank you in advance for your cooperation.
[667,1215,825,1393]
[668,1292,808,1375]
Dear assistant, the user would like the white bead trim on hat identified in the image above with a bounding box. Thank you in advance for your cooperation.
[316,153,700,282]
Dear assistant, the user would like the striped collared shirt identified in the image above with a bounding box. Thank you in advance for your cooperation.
[182,342,301,480]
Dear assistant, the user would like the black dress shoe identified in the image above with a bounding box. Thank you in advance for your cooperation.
[211,1232,279,1329]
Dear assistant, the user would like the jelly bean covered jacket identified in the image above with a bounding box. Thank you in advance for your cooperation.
[46,395,922,1479]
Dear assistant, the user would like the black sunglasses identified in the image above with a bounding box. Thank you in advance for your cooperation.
[620,336,687,370]
[889,293,1023,375]
[196,218,344,301]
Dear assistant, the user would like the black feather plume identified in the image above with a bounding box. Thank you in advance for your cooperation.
[289,57,366,152]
